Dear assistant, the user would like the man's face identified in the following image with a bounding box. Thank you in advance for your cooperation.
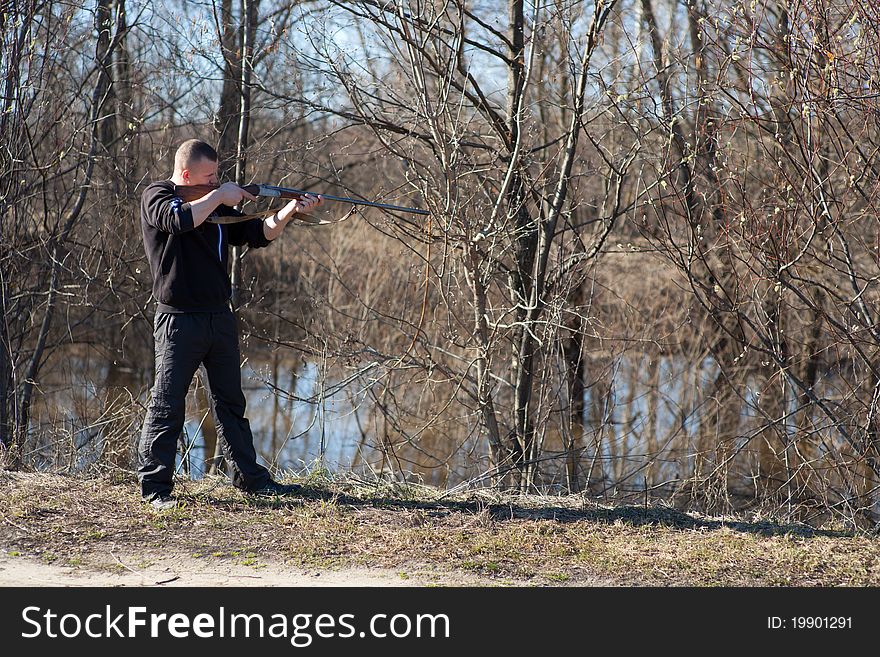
[182,156,219,185]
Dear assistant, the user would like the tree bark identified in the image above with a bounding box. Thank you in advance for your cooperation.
[15,1,123,454]
[230,0,258,307]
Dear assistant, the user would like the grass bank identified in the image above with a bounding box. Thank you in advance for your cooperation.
[1,470,877,586]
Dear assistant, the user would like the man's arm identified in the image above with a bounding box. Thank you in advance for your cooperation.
[189,183,257,227]
[263,193,323,241]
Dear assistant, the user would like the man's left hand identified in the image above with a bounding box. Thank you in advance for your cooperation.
[278,193,323,222]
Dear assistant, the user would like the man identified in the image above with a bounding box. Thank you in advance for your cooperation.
[138,139,322,510]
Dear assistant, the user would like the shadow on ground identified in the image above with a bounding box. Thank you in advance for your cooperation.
[195,486,853,539]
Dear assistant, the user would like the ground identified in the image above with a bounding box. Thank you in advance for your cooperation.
[1,470,878,587]
[0,552,513,587]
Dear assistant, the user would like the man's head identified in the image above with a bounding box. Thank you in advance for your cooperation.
[172,139,219,185]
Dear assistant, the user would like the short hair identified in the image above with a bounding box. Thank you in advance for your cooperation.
[174,139,218,172]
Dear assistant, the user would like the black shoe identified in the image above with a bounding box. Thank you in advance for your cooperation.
[147,493,178,511]
[247,479,303,497]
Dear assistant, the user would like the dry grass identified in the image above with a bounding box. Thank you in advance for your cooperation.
[1,470,878,586]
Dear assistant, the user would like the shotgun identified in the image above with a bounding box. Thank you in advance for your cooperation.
[173,183,429,223]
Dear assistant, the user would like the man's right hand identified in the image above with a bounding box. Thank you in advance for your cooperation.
[214,182,257,206]
[188,183,258,227]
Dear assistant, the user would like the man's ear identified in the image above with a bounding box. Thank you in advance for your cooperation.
[181,169,190,183]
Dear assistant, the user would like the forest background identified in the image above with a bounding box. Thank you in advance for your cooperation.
[4,0,880,531]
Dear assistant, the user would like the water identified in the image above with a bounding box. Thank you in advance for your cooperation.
[24,352,370,478]
[177,360,367,478]
[26,347,853,496]
[23,349,731,489]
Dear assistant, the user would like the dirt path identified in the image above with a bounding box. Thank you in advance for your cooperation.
[0,551,520,587]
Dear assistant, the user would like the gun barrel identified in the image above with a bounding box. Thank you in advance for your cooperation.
[260,185,429,216]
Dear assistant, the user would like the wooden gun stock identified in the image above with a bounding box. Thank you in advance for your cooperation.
[172,184,265,203]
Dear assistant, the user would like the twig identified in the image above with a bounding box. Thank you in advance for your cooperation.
[110,551,142,576]
[1,514,31,534]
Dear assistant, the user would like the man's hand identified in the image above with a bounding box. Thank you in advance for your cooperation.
[277,193,323,222]
[187,183,257,227]
[264,194,323,241]
[215,182,257,206]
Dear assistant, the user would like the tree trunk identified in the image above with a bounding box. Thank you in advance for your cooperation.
[16,1,122,454]
[509,1,614,488]
[215,0,242,175]
[466,246,506,486]
[0,0,38,455]
[196,379,221,475]
[562,301,586,492]
[230,0,258,307]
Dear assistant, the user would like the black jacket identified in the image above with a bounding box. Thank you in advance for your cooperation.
[140,180,271,312]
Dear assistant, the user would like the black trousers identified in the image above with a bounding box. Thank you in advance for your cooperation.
[137,309,271,498]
